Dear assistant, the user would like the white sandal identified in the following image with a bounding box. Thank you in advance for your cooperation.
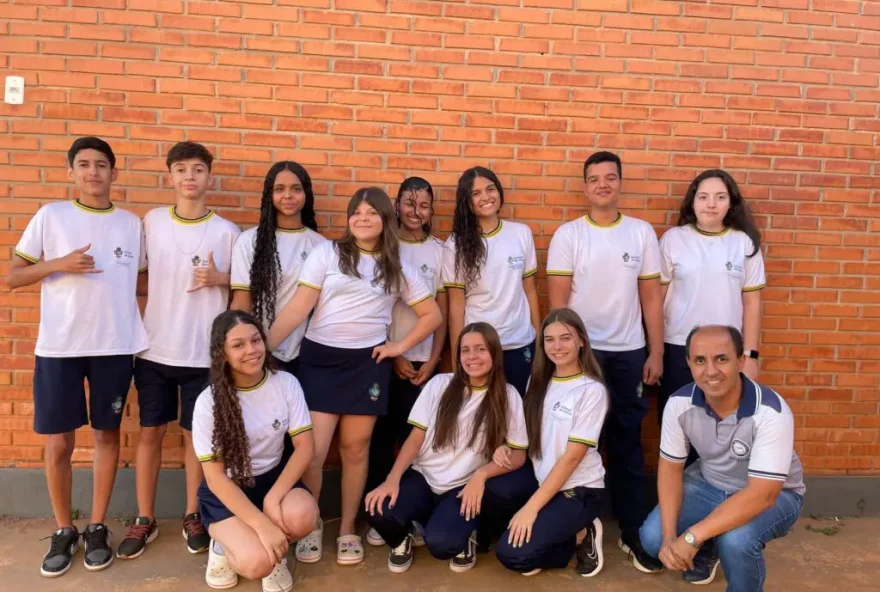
[262,557,293,592]
[205,539,238,590]
[336,534,364,566]
[295,518,323,564]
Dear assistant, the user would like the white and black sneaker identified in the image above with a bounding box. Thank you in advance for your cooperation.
[449,531,477,573]
[40,526,80,578]
[576,518,604,577]
[388,534,414,574]
[619,536,663,574]
[683,549,720,585]
[82,523,114,572]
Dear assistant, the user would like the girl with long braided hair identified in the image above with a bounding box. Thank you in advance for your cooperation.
[193,310,318,591]
[231,161,325,377]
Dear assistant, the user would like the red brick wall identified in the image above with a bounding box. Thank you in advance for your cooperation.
[1,1,878,475]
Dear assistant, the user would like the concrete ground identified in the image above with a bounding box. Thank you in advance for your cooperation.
[0,517,873,592]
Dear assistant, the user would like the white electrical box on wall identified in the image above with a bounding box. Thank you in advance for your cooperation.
[5,76,24,105]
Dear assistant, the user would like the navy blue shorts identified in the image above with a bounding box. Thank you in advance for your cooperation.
[34,355,134,435]
[198,459,310,530]
[297,338,392,416]
[272,355,299,378]
[133,358,210,431]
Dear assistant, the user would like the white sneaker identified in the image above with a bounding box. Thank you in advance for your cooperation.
[367,527,385,547]
[206,540,238,590]
[449,531,477,573]
[262,557,294,592]
[295,518,323,564]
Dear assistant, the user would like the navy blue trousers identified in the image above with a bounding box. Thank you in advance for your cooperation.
[659,343,692,425]
[502,341,536,397]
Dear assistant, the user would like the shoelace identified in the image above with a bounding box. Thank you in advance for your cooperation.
[391,537,410,556]
[83,527,111,547]
[41,531,76,555]
[183,517,207,537]
[123,522,152,541]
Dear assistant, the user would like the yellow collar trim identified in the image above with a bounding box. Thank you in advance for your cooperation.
[237,370,269,392]
[170,206,213,225]
[74,200,115,214]
[585,213,622,228]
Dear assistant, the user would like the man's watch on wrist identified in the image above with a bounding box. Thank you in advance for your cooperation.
[683,529,700,548]
[744,349,760,360]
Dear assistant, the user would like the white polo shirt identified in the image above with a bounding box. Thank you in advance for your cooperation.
[408,373,529,494]
[532,374,609,491]
[193,370,313,477]
[14,200,148,357]
[547,214,661,351]
[389,236,447,362]
[441,220,538,350]
[139,207,240,368]
[660,376,805,496]
[660,225,766,346]
[297,241,431,350]
[231,226,327,362]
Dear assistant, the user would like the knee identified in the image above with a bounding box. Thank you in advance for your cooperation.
[45,435,74,464]
[495,536,532,572]
[138,425,166,446]
[424,529,466,560]
[638,510,663,558]
[234,548,274,580]
[338,439,369,465]
[93,428,121,448]
[718,526,762,560]
[284,500,319,540]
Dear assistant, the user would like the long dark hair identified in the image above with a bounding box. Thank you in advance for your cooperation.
[524,309,605,459]
[250,161,318,326]
[451,166,504,289]
[677,169,761,257]
[208,310,275,488]
[336,187,404,295]
[396,176,435,237]
[433,322,509,459]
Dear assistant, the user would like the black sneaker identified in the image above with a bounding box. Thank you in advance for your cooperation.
[683,548,720,585]
[117,517,158,559]
[40,526,80,578]
[576,518,604,577]
[618,536,663,574]
[82,523,114,571]
[182,512,210,554]
[388,534,414,574]
[449,531,477,573]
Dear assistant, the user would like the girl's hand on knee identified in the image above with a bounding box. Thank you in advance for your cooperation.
[457,475,486,521]
[256,520,289,565]
[507,506,537,548]
[263,494,290,538]
[365,480,399,516]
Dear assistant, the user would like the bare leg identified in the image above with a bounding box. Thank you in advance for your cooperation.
[134,424,167,519]
[45,432,75,529]
[301,411,339,502]
[209,518,275,580]
[91,428,121,525]
[183,430,203,515]
[280,489,320,540]
[337,415,377,536]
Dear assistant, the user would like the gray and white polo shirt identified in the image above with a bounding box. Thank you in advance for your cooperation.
[660,375,805,496]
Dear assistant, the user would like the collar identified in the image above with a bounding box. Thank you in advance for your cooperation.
[691,373,760,420]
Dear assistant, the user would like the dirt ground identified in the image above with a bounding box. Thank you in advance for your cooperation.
[0,516,871,591]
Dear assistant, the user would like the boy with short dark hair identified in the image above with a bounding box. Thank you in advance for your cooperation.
[6,137,148,578]
[116,141,240,560]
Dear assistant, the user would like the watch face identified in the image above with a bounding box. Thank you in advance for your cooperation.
[685,532,695,544]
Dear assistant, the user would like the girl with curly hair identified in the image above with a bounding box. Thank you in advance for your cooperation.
[230,161,325,377]
[267,187,442,566]
[442,167,541,397]
[193,310,318,592]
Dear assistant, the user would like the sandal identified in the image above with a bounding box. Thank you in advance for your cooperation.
[336,534,364,566]
[295,518,323,564]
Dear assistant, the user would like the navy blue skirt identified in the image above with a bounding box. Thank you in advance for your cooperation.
[272,355,300,378]
[297,338,392,416]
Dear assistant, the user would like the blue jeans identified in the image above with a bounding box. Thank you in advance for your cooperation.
[640,472,803,592]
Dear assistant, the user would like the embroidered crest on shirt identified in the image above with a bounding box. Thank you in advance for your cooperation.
[301,250,308,260]
[622,252,641,270]
[191,255,201,267]
[114,247,123,258]
[272,419,281,431]
[730,439,751,460]
[369,383,381,401]
[507,255,525,270]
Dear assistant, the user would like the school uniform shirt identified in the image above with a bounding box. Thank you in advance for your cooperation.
[407,373,529,494]
[14,200,148,357]
[546,214,661,352]
[441,221,538,350]
[193,370,313,478]
[388,236,447,362]
[231,226,326,362]
[660,225,765,346]
[139,207,240,368]
[297,241,431,349]
[532,374,609,491]
[660,376,806,496]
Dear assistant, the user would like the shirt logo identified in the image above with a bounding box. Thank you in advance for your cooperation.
[369,383,381,401]
[114,247,123,258]
[622,251,642,270]
[420,263,428,273]
[507,255,525,270]
[622,252,630,262]
[731,439,751,459]
[725,261,733,270]
[301,250,308,260]
[191,255,201,267]
[272,419,281,431]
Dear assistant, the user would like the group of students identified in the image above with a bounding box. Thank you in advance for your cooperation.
[6,137,804,592]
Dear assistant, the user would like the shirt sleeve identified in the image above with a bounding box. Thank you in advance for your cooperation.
[639,223,662,280]
[748,405,795,482]
[659,397,690,463]
[284,373,313,437]
[14,207,46,263]
[743,242,766,292]
[659,233,673,285]
[546,223,574,277]
[434,242,447,294]
[192,389,218,462]
[138,219,148,272]
[441,237,464,289]
[505,386,529,450]
[568,383,609,448]
[296,241,331,291]
[401,262,432,307]
[408,375,443,431]
[521,226,538,279]
[230,233,254,291]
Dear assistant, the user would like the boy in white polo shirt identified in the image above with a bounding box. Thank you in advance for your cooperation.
[640,325,804,591]
[547,151,665,572]
[6,137,148,578]
[117,142,240,560]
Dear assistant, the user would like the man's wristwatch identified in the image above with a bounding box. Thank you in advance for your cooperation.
[744,349,760,360]
[683,530,700,548]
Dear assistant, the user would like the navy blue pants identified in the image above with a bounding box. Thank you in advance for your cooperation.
[366,469,475,559]
[497,486,604,572]
[502,341,536,397]
[478,464,539,546]
[659,343,692,425]
[593,347,649,543]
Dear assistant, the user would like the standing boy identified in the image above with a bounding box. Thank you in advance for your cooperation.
[6,137,148,578]
[116,142,240,559]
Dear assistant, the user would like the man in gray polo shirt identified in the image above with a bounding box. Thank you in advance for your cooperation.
[639,325,804,591]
